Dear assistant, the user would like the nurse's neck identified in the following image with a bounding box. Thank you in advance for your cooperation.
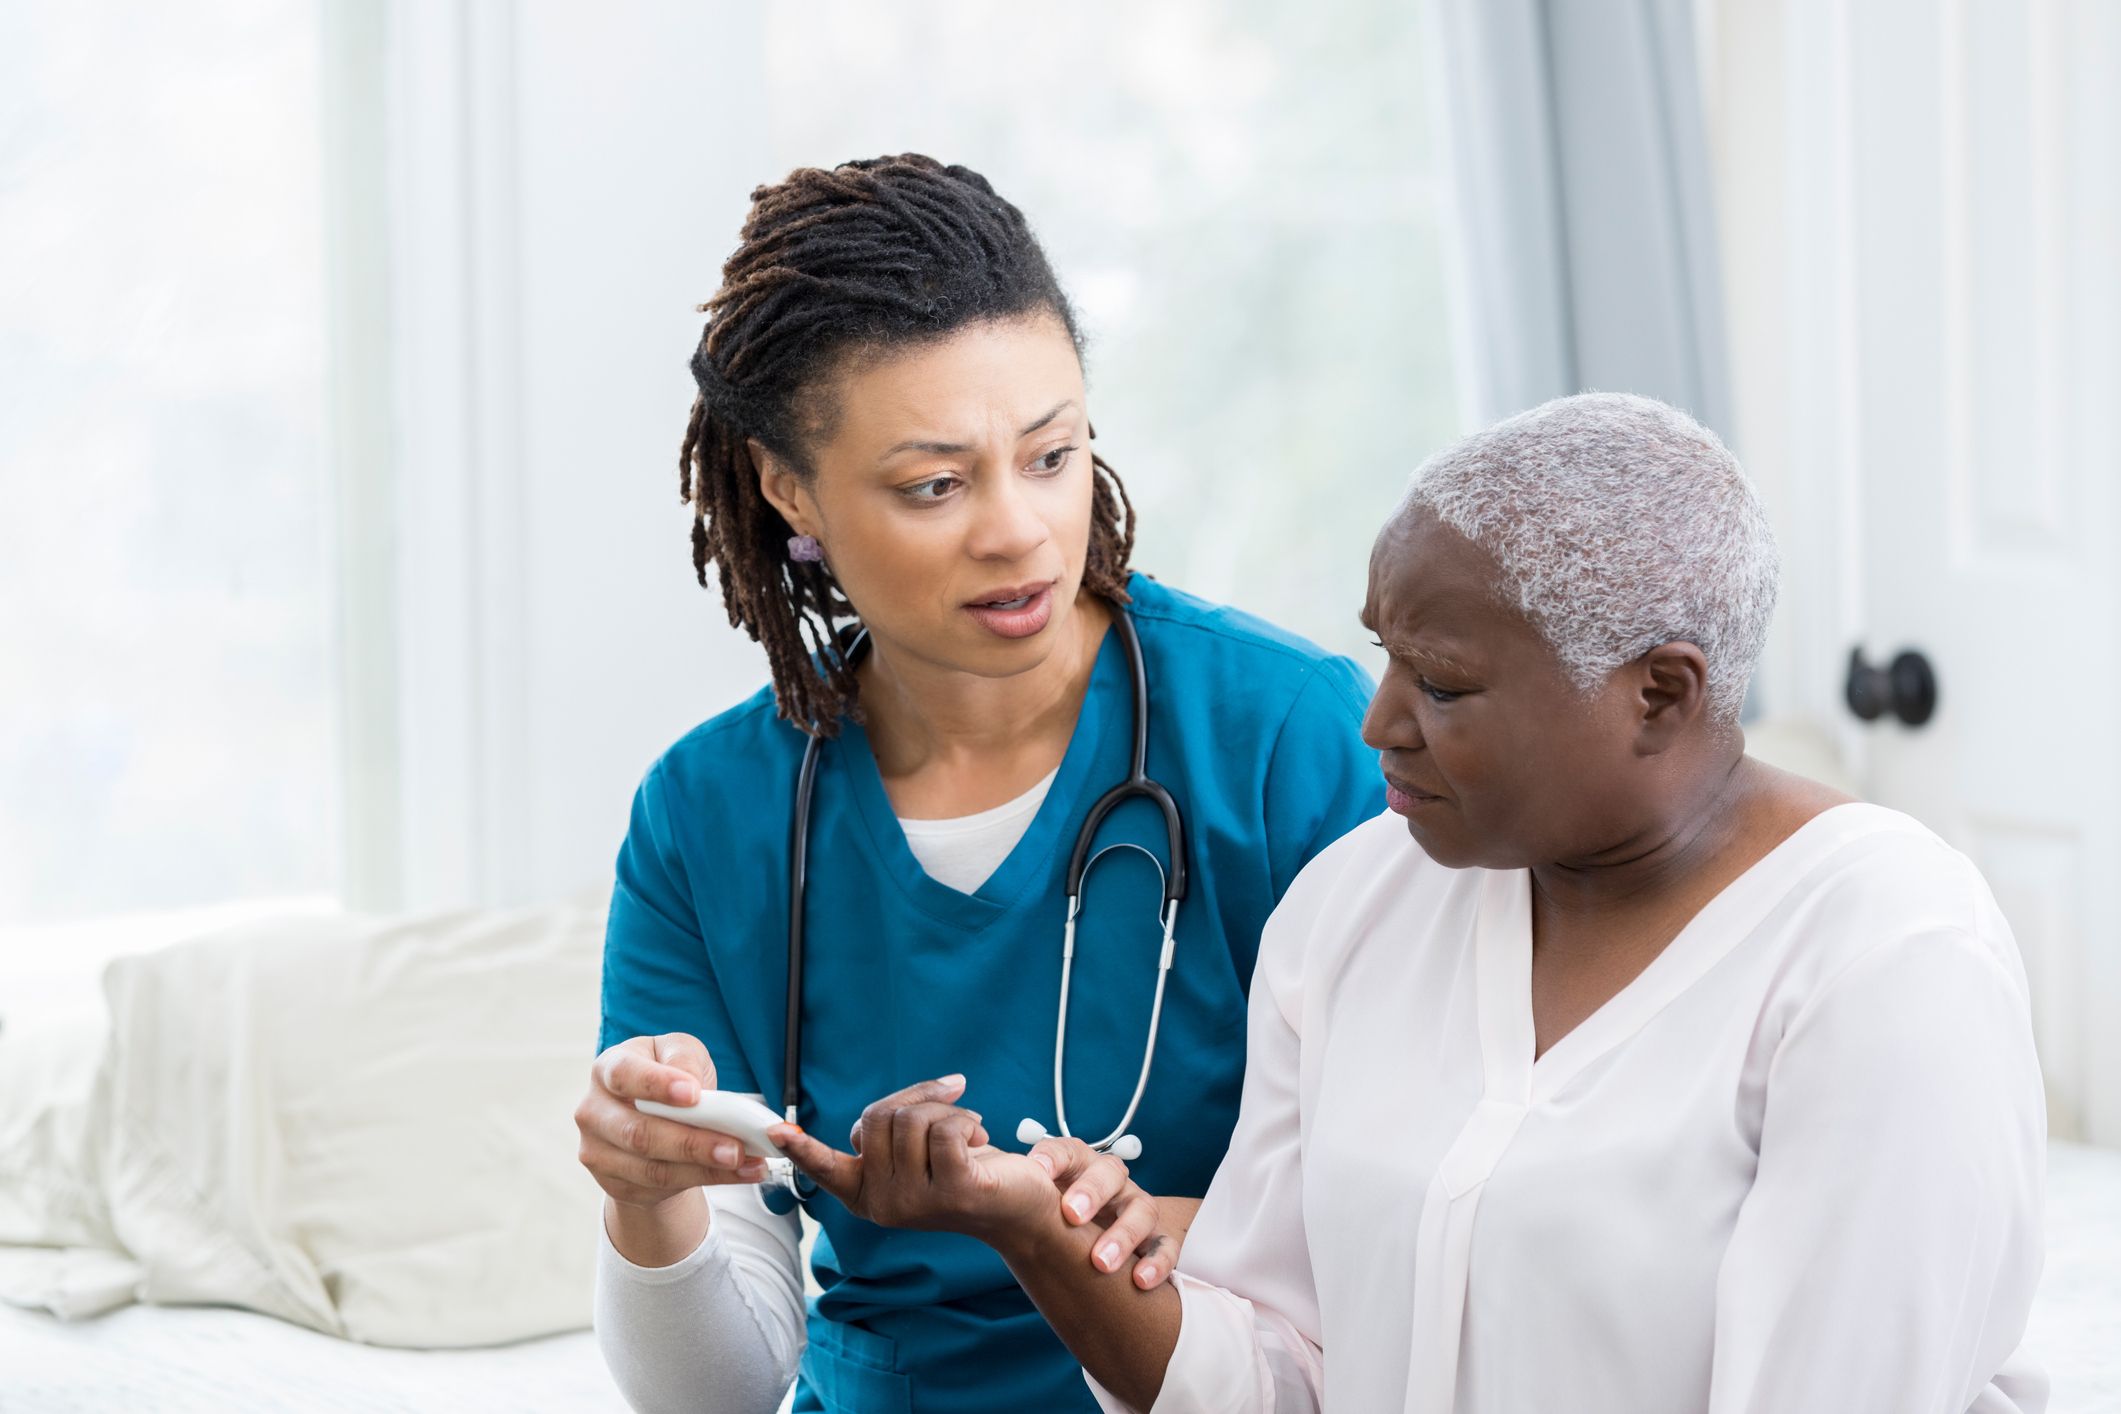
[859,589,1113,819]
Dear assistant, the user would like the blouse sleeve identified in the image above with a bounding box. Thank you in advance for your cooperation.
[1088,858,1332,1414]
[1707,923,2047,1412]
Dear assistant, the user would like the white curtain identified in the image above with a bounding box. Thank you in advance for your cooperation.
[1430,0,1731,434]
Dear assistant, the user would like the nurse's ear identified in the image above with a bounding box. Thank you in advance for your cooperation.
[751,438,822,542]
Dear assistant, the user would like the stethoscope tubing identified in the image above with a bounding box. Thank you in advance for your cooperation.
[782,606,1186,1177]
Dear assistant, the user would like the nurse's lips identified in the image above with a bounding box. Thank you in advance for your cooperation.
[964,581,1054,639]
[1383,774,1444,815]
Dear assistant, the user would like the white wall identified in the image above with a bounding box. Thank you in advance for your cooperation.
[1706,0,2121,1143]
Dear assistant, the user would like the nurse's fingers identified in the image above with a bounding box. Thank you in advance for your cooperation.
[576,1086,744,1171]
[577,1132,765,1199]
[772,1125,862,1207]
[595,1037,713,1107]
[650,1032,714,1082]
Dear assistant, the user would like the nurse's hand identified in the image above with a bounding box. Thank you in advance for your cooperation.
[769,1075,1057,1242]
[1028,1137,1200,1291]
[575,1032,771,1210]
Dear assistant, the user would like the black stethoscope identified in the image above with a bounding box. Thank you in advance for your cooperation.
[779,608,1187,1186]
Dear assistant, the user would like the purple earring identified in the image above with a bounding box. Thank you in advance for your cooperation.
[787,534,824,563]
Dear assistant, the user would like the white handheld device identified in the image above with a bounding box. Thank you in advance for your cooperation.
[634,1091,789,1161]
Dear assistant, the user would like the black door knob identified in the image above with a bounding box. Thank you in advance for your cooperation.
[1845,647,1938,727]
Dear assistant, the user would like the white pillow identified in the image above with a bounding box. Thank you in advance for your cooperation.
[0,958,117,1258]
[86,901,607,1347]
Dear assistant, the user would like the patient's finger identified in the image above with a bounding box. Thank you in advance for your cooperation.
[1055,1147,1130,1227]
[891,1101,976,1183]
[1088,1188,1161,1276]
[1131,1232,1178,1290]
[773,1125,862,1207]
[853,1074,968,1171]
[927,1111,986,1190]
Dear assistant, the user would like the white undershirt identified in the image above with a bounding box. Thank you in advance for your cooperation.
[895,767,1058,893]
[594,770,1061,1413]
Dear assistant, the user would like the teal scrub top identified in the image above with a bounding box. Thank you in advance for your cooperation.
[598,574,1380,1414]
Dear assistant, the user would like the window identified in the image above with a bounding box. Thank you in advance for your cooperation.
[758,0,1461,663]
[0,1,335,924]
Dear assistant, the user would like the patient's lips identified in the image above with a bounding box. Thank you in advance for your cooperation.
[1383,772,1444,815]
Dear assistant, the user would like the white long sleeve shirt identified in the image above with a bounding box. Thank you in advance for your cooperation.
[595,1180,805,1414]
[594,786,1051,1414]
[1098,803,2048,1414]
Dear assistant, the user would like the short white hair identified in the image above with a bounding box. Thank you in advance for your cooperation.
[1402,392,1778,722]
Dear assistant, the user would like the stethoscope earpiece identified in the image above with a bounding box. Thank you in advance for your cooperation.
[1016,1116,1142,1162]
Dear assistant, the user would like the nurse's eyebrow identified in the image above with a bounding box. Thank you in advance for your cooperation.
[876,400,1078,462]
[1016,399,1076,438]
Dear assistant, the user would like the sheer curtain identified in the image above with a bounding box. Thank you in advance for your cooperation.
[1428,0,1730,433]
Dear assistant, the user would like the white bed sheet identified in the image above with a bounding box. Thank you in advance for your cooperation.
[1,1145,2114,1413]
[2028,1140,2121,1413]
[0,1301,626,1413]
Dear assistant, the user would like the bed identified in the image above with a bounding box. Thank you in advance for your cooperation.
[2,906,2114,1412]
[0,1303,625,1412]
[0,1141,2112,1412]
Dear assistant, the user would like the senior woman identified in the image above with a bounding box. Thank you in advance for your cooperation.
[774,393,2049,1412]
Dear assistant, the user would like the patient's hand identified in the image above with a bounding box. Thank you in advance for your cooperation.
[770,1076,1059,1243]
[1027,1135,1200,1290]
[773,1081,1197,1289]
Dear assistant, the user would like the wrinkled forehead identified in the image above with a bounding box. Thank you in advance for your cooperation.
[1365,508,1506,625]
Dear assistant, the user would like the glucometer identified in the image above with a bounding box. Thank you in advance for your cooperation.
[634,1090,789,1161]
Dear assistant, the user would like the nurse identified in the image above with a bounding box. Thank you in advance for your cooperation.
[574,154,1380,1414]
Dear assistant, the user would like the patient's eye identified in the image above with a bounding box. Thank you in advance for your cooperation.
[1419,678,1463,704]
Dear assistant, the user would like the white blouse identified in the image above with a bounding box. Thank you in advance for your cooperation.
[1099,803,2048,1414]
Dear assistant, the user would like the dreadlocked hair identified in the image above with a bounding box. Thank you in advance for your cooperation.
[678,153,1138,738]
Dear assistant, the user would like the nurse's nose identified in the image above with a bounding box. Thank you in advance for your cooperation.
[964,471,1049,563]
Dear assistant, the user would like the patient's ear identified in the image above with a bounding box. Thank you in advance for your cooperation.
[1631,641,1711,754]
